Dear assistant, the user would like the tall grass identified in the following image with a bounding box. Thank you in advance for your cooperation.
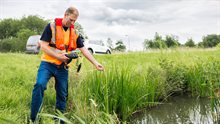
[78,48,220,122]
[0,48,220,123]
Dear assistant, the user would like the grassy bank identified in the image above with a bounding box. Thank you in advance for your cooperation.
[0,48,220,123]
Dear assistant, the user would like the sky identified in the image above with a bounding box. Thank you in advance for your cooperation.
[0,0,220,51]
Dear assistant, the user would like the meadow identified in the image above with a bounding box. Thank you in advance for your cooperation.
[0,48,220,123]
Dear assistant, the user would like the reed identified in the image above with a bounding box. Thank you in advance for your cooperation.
[0,48,220,123]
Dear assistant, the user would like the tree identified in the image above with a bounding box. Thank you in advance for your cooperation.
[197,42,204,48]
[0,19,22,39]
[0,16,48,40]
[16,29,38,51]
[185,38,195,47]
[143,32,167,49]
[201,34,220,48]
[153,32,167,49]
[20,15,48,34]
[17,29,37,40]
[156,42,166,49]
[164,35,179,48]
[106,37,113,50]
[114,40,126,52]
[143,39,154,50]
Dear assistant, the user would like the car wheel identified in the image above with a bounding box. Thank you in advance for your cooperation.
[88,49,93,54]
[106,50,111,54]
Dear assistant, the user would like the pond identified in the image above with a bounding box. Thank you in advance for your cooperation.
[131,95,219,124]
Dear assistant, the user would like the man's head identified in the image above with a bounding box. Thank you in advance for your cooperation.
[63,7,79,27]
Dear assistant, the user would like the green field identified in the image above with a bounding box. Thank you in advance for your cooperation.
[0,48,220,123]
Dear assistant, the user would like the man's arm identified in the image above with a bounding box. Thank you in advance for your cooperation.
[40,41,69,62]
[79,47,104,71]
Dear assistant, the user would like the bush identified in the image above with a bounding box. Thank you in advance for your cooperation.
[0,37,25,52]
[0,29,37,52]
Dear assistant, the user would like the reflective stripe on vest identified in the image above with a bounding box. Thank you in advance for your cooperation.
[51,22,56,44]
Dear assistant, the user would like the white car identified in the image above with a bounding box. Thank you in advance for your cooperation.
[25,35,41,54]
[84,40,111,54]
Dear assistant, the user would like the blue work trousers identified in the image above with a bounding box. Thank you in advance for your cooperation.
[30,61,68,123]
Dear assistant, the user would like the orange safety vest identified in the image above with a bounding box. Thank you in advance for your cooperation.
[41,18,78,65]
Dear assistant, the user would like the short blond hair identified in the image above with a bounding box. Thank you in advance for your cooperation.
[65,7,79,17]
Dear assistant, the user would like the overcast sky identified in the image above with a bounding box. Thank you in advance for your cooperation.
[1,0,220,50]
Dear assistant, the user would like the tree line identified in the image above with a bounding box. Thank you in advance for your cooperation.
[106,32,220,52]
[0,16,219,52]
[142,32,220,50]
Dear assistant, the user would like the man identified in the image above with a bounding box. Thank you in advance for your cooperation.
[30,6,104,123]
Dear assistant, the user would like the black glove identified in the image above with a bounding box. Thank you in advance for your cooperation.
[65,52,78,64]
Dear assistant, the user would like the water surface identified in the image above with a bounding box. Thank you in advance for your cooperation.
[132,96,219,124]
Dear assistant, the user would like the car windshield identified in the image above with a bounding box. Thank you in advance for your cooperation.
[27,36,40,44]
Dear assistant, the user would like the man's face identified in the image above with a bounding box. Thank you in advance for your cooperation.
[63,14,77,27]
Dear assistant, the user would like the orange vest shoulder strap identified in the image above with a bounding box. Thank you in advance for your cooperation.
[55,18,62,26]
[50,18,64,44]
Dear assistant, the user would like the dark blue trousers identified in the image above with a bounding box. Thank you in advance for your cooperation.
[30,61,68,123]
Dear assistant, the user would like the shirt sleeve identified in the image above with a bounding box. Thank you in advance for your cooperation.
[40,23,52,42]
[76,35,85,48]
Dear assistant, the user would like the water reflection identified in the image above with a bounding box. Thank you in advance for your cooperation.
[133,96,219,124]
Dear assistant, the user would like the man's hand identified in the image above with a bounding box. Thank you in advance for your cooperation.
[40,41,69,63]
[95,62,104,71]
[57,53,69,63]
[79,47,104,71]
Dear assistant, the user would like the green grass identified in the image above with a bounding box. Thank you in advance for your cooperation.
[0,48,220,123]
